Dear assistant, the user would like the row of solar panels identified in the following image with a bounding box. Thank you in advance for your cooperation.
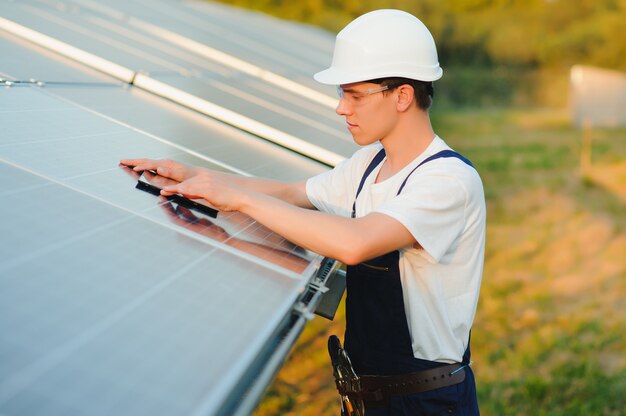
[0,1,352,415]
[1,0,356,165]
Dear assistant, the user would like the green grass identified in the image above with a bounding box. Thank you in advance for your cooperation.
[254,108,626,416]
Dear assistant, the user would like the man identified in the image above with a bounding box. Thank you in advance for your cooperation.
[122,9,484,415]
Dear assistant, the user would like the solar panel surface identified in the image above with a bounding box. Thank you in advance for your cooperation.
[0,164,307,415]
[0,31,330,180]
[1,0,356,163]
[0,1,345,414]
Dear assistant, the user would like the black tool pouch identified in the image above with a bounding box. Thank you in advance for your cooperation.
[328,335,365,416]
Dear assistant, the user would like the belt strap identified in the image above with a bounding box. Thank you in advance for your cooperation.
[340,363,467,404]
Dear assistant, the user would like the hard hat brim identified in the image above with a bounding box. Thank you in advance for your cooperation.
[314,66,443,86]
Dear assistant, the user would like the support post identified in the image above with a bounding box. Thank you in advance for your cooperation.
[580,118,593,176]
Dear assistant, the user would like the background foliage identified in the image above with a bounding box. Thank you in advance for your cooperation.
[215,0,626,107]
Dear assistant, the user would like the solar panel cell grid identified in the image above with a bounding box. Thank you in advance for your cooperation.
[2,29,331,179]
[0,162,307,415]
[1,0,356,162]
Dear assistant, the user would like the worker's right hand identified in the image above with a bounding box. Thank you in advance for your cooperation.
[119,158,198,182]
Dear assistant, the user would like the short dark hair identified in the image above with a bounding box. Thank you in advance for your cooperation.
[368,77,434,110]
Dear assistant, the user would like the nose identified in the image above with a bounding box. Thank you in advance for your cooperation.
[336,96,351,116]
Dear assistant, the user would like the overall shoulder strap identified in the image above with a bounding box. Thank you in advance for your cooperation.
[397,150,475,195]
[351,148,386,218]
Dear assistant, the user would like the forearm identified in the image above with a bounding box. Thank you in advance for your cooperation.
[210,170,312,208]
[237,191,411,265]
[238,192,353,263]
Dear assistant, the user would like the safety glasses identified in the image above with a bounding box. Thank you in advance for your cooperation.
[336,84,399,105]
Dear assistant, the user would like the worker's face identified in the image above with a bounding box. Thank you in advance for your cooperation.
[336,82,398,146]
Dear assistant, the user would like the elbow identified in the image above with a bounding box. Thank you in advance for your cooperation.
[339,254,361,266]
[332,224,380,266]
[336,242,370,266]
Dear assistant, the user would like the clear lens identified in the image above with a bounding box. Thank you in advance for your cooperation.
[336,84,393,104]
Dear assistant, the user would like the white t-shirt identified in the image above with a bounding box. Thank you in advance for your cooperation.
[306,136,486,363]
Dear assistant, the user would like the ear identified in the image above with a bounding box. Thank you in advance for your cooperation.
[395,84,415,112]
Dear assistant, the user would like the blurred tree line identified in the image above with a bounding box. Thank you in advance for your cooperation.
[215,0,626,107]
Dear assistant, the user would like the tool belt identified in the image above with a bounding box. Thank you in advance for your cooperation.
[328,335,467,413]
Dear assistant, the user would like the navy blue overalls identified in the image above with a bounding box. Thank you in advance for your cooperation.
[344,148,480,415]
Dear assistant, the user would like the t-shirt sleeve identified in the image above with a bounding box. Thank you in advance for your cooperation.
[374,171,468,263]
[306,146,380,217]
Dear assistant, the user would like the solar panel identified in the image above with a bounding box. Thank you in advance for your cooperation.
[0,166,307,416]
[1,0,357,164]
[0,2,345,414]
[64,0,337,92]
[0,31,329,180]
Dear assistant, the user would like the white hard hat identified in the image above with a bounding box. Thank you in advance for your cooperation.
[314,9,443,85]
